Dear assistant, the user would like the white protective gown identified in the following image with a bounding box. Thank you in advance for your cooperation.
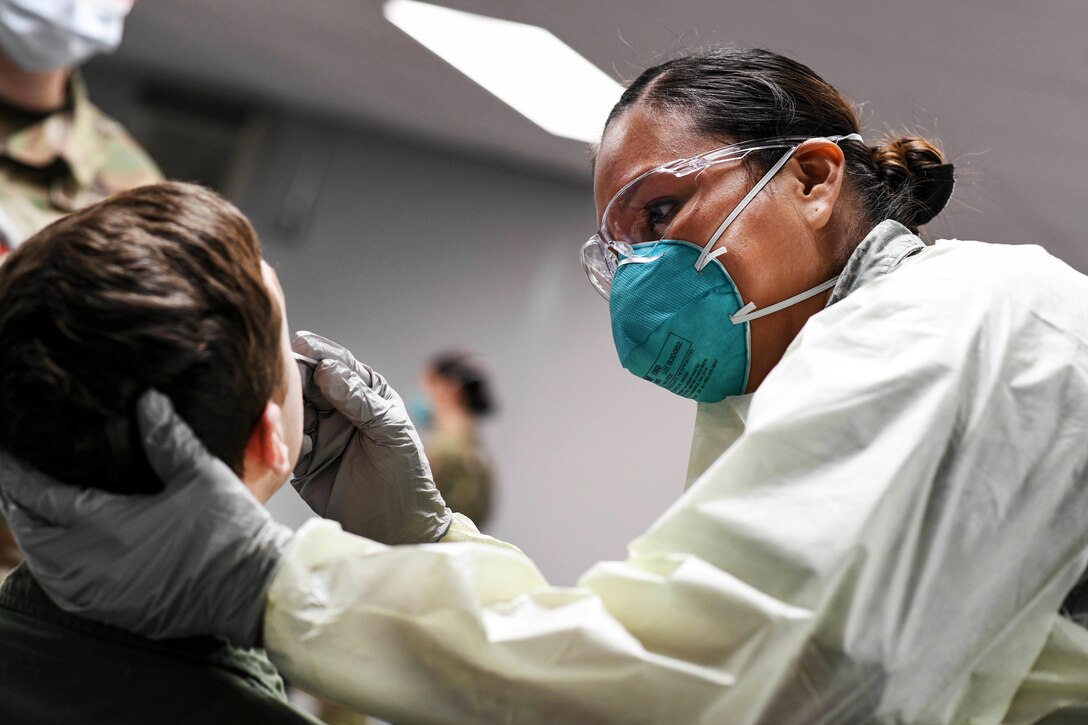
[264,221,1088,724]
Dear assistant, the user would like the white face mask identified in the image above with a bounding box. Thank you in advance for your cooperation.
[0,0,132,72]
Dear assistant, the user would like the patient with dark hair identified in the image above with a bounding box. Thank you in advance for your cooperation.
[0,182,319,724]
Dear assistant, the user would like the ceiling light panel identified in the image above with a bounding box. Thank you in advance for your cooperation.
[384,0,624,144]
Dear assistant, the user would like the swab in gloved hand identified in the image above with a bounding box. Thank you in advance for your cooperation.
[290,330,452,545]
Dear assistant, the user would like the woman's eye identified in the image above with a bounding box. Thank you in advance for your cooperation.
[641,199,677,236]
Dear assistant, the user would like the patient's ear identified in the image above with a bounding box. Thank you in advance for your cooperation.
[241,402,291,501]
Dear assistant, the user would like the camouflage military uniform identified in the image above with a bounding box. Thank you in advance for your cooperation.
[0,74,160,254]
[426,430,495,529]
[0,75,161,578]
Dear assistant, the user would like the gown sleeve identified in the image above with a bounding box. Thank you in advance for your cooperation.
[264,242,1088,724]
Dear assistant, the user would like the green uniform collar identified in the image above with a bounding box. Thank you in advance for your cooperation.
[0,73,111,191]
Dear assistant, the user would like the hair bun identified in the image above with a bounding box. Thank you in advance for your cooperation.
[871,137,955,228]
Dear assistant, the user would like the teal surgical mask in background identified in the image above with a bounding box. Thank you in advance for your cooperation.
[407,397,434,431]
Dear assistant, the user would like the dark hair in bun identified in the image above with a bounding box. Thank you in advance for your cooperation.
[431,351,495,417]
[869,137,955,228]
[607,47,955,233]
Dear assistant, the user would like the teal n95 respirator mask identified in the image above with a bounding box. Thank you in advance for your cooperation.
[580,134,861,402]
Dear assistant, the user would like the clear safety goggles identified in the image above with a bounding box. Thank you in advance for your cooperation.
[581,134,862,300]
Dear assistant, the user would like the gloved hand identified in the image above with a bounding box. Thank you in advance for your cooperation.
[0,390,290,646]
[291,331,452,544]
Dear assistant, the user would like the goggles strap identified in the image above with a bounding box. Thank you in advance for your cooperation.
[729,276,840,325]
[695,146,798,271]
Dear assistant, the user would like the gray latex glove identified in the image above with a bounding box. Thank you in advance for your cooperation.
[0,390,291,646]
[292,330,452,544]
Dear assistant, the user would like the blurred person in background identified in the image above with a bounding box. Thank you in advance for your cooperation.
[0,0,159,253]
[414,351,497,529]
[0,0,161,578]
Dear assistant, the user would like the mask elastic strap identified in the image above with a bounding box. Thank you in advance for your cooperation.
[729,276,840,325]
[695,146,797,272]
[694,133,864,272]
[616,253,664,268]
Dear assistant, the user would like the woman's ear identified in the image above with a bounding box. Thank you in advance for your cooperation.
[241,402,291,491]
[789,139,847,232]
